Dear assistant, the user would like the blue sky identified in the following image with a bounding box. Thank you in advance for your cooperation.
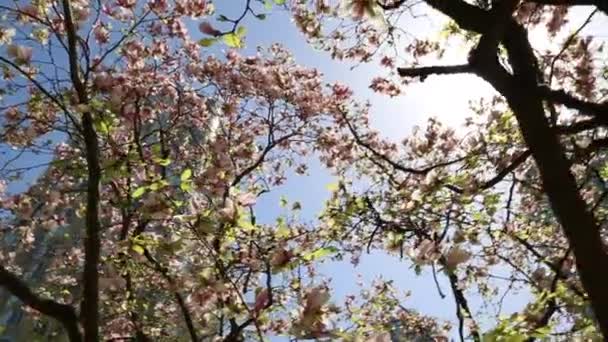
[208,1,527,337]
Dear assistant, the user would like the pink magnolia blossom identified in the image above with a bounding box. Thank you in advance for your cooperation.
[254,288,270,314]
[117,0,137,8]
[218,198,236,222]
[199,21,220,36]
[93,72,114,90]
[111,7,133,21]
[93,24,110,43]
[444,246,471,269]
[270,248,294,268]
[148,0,168,12]
[303,286,329,315]
[7,44,33,65]
[236,192,257,207]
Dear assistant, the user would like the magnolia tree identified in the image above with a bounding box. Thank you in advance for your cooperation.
[283,0,607,340]
[1,0,607,341]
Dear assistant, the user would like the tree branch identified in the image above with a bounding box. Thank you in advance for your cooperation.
[341,110,465,175]
[0,266,82,342]
[422,0,608,335]
[447,150,531,194]
[441,260,481,342]
[475,16,608,337]
[377,0,407,10]
[397,64,472,81]
[538,86,608,120]
[143,249,198,342]
[61,0,102,340]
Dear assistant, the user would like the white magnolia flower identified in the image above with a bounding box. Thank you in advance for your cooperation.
[0,27,16,45]
[338,0,387,29]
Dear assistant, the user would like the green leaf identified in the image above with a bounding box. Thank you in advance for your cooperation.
[600,163,608,180]
[132,244,145,255]
[149,180,167,191]
[236,26,247,37]
[264,0,273,10]
[217,14,229,21]
[276,225,290,238]
[238,219,256,232]
[326,182,339,192]
[274,0,286,4]
[531,326,551,338]
[255,13,267,20]
[195,217,216,234]
[95,119,111,135]
[223,33,242,48]
[303,246,338,261]
[198,38,217,47]
[153,157,171,166]
[279,196,288,208]
[180,181,192,192]
[132,187,146,198]
[180,169,192,181]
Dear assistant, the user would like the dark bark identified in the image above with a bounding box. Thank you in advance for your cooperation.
[537,86,608,120]
[415,0,608,335]
[496,23,608,337]
[61,0,102,340]
[0,266,82,342]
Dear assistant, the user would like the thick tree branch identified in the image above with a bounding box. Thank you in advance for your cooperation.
[555,118,605,134]
[538,86,608,120]
[0,266,82,342]
[377,0,407,10]
[424,0,491,33]
[441,260,481,342]
[397,64,472,80]
[474,18,608,337]
[421,0,608,335]
[470,0,520,63]
[447,150,532,194]
[61,0,102,340]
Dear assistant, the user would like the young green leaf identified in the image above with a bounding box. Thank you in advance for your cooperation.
[132,244,145,255]
[198,38,217,47]
[223,33,242,48]
[132,186,146,198]
[180,168,192,181]
[303,246,338,261]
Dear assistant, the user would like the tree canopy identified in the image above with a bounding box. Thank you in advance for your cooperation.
[0,0,607,341]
